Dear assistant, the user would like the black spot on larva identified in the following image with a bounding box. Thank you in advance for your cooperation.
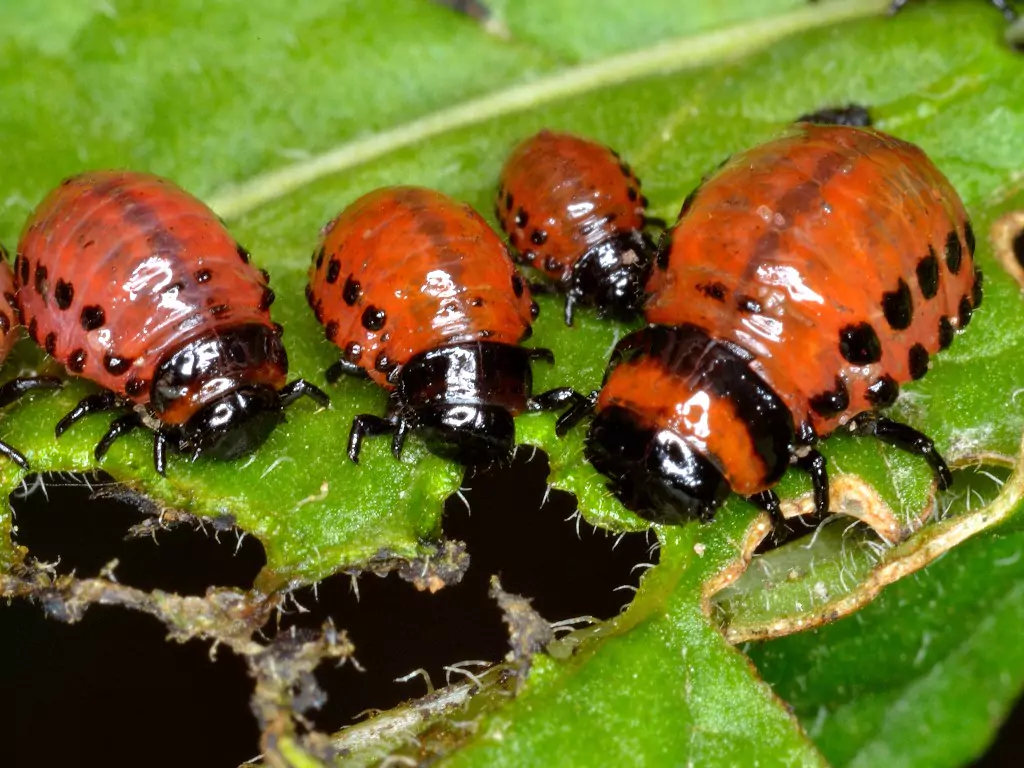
[362,306,386,331]
[68,348,87,373]
[80,305,105,331]
[640,194,649,209]
[938,316,954,350]
[530,301,540,320]
[865,375,899,407]
[810,375,850,418]
[512,274,525,298]
[34,264,48,295]
[697,282,728,302]
[945,230,963,274]
[209,304,229,316]
[618,162,633,178]
[0,312,8,335]
[125,376,147,397]
[236,243,251,263]
[839,322,881,365]
[882,278,913,331]
[103,353,131,376]
[544,256,562,273]
[194,269,212,283]
[521,325,533,341]
[627,187,638,202]
[737,295,762,314]
[522,250,537,263]
[27,318,37,343]
[965,221,976,255]
[44,332,56,356]
[908,344,929,380]
[165,281,186,294]
[315,247,325,269]
[18,253,28,285]
[326,259,341,284]
[917,249,940,299]
[531,229,548,246]
[972,268,984,308]
[272,322,284,337]
[345,342,362,362]
[515,208,528,228]
[54,279,74,310]
[656,232,673,269]
[260,269,271,284]
[959,295,973,328]
[504,191,513,212]
[305,284,315,307]
[325,320,339,342]
[259,287,276,311]
[471,296,484,308]
[493,204,502,221]
[375,351,396,374]
[313,300,325,324]
[343,275,361,306]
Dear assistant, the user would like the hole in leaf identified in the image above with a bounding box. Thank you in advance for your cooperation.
[275,449,657,734]
[10,472,266,593]
[0,598,259,767]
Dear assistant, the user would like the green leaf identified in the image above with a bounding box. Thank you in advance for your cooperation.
[4,1,1024,766]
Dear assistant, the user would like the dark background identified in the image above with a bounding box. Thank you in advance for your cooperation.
[1,457,1020,767]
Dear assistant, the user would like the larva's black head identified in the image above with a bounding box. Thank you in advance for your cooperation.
[182,384,284,461]
[569,231,654,322]
[416,403,516,464]
[586,405,730,524]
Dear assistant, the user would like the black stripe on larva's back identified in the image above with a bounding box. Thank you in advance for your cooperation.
[916,247,940,299]
[612,325,795,484]
[740,150,846,286]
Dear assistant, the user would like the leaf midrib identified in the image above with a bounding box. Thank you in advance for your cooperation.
[207,0,890,221]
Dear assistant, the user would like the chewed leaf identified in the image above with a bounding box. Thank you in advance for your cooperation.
[3,1,1024,766]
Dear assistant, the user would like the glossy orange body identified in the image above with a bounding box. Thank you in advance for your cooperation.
[590,124,980,503]
[16,171,283,424]
[643,124,978,439]
[0,254,19,362]
[308,186,535,389]
[496,130,648,282]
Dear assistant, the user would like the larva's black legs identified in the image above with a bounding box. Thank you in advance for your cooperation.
[850,412,953,490]
[326,358,368,384]
[795,448,829,520]
[0,376,63,470]
[528,387,587,413]
[525,347,555,365]
[748,489,803,546]
[348,413,402,464]
[0,376,62,409]
[749,489,783,524]
[94,413,143,461]
[0,440,30,471]
[554,391,598,436]
[563,295,576,327]
[55,392,121,438]
[280,378,331,408]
